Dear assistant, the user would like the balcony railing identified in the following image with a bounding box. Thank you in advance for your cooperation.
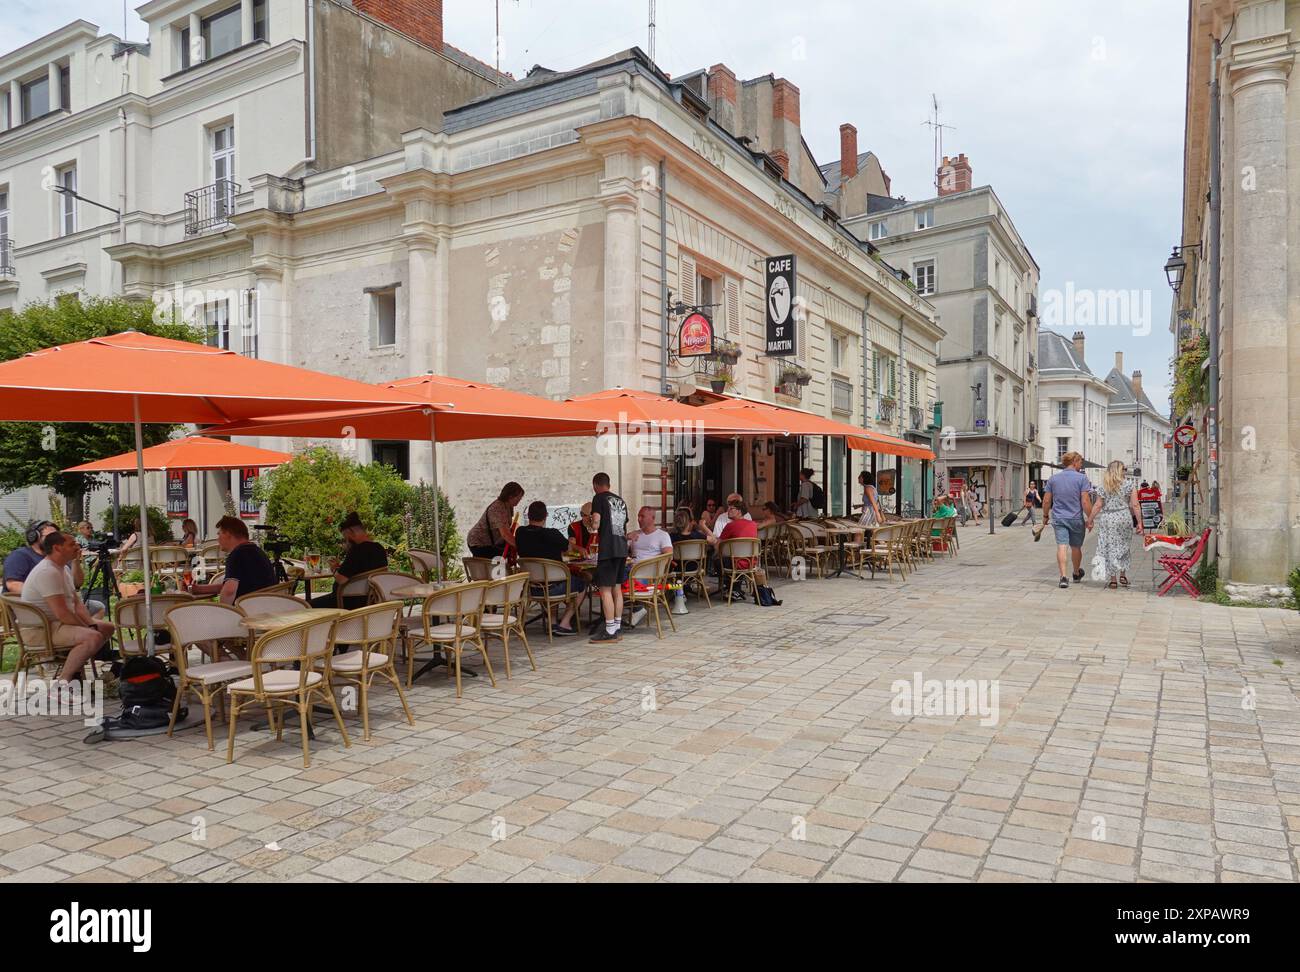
[1027,352,1036,371]
[1029,423,1038,441]
[876,397,897,424]
[832,379,852,414]
[0,236,13,276]
[909,406,924,430]
[185,180,240,235]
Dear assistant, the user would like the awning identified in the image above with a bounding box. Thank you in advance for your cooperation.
[695,398,935,461]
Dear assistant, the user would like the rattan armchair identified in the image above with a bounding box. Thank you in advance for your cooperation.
[115,592,194,660]
[672,538,711,607]
[518,558,583,642]
[327,602,414,741]
[626,553,676,638]
[480,573,534,677]
[408,580,494,697]
[164,602,252,750]
[717,537,762,604]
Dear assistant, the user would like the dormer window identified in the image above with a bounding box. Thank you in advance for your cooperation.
[179,0,268,71]
[20,76,49,122]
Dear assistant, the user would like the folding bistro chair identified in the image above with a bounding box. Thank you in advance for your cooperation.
[408,548,442,582]
[367,571,424,671]
[115,593,194,660]
[672,538,711,606]
[234,592,306,617]
[518,558,583,642]
[1,595,70,683]
[164,602,252,750]
[1155,528,1211,597]
[718,537,762,604]
[408,580,494,697]
[462,557,496,581]
[480,573,535,677]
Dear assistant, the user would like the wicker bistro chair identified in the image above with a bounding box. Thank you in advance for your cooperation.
[717,537,762,604]
[407,580,494,697]
[863,523,905,581]
[115,593,194,660]
[150,545,192,586]
[786,522,832,579]
[198,540,222,562]
[1,595,69,683]
[326,602,414,741]
[367,571,424,669]
[758,523,791,578]
[330,568,385,608]
[408,548,442,582]
[164,603,252,750]
[626,553,676,638]
[517,558,583,643]
[480,573,534,677]
[672,539,711,607]
[225,613,350,768]
[234,592,306,617]
[462,557,496,581]
[116,546,145,575]
[933,518,958,557]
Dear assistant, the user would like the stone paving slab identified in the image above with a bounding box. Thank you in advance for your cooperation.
[1,526,1298,882]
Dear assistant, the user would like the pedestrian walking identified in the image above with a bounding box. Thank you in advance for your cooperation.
[1019,482,1042,525]
[1089,460,1142,588]
[588,471,629,644]
[857,470,883,527]
[1037,452,1095,589]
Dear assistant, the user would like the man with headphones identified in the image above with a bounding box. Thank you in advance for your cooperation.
[4,520,105,618]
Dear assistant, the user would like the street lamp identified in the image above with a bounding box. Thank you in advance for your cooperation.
[51,185,120,219]
[1163,244,1201,293]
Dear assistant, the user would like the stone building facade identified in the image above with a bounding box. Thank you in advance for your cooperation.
[1175,0,1298,589]
[1037,330,1111,486]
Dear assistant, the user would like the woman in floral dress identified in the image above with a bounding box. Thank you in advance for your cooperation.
[1088,460,1143,588]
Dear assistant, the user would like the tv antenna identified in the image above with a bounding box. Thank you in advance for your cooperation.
[648,0,657,63]
[922,94,957,190]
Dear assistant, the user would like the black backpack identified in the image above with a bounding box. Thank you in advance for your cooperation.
[119,656,176,708]
[810,482,825,510]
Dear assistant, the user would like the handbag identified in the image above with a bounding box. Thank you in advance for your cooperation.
[756,585,781,607]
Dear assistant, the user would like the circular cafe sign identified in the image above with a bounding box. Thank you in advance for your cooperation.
[1173,424,1197,447]
[677,312,714,358]
[768,274,792,326]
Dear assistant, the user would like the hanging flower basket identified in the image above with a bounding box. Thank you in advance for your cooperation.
[780,363,812,386]
[706,337,742,365]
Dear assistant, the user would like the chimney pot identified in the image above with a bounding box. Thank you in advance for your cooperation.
[1115,351,1123,372]
[1132,370,1143,395]
[938,152,973,196]
[1072,331,1086,361]
[839,124,858,182]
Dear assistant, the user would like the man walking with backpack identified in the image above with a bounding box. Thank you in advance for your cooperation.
[793,468,822,518]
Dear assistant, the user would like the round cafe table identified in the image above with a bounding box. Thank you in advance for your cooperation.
[825,526,867,579]
[390,582,478,682]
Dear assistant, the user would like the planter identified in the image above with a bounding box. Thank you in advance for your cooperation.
[118,583,144,598]
[710,379,727,394]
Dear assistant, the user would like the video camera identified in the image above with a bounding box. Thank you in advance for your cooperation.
[253,524,293,557]
[83,532,116,555]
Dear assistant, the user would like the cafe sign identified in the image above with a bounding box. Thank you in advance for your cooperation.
[765,254,797,357]
[165,470,188,518]
[676,311,714,358]
[238,467,260,519]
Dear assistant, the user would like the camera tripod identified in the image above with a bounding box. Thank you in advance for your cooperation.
[82,545,120,604]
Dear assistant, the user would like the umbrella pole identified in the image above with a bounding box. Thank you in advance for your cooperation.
[429,413,442,581]
[112,473,120,542]
[134,396,154,656]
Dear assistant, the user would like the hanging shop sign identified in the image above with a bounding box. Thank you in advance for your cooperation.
[765,254,797,356]
[676,312,714,358]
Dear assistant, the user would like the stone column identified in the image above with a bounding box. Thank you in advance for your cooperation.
[189,13,203,63]
[1225,49,1292,586]
[47,63,60,112]
[599,155,640,504]
[240,0,255,44]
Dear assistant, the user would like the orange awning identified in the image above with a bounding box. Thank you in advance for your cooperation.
[563,388,786,435]
[64,436,291,473]
[696,398,935,461]
[0,331,427,424]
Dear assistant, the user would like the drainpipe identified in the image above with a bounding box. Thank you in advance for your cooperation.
[302,0,317,168]
[1207,36,1223,527]
[898,312,905,516]
[861,294,871,489]
[659,159,669,395]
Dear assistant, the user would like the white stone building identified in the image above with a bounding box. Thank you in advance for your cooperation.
[838,154,1041,519]
[1036,330,1111,485]
[1104,351,1170,487]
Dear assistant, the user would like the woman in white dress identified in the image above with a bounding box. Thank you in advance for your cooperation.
[1088,460,1143,588]
[857,471,882,527]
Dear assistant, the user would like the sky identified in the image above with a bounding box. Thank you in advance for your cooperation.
[4,0,1187,409]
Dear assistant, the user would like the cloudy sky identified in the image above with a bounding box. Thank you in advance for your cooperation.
[5,0,1186,407]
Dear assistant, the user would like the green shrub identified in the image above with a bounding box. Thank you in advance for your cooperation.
[0,522,26,561]
[1289,566,1300,610]
[254,447,374,557]
[100,504,171,543]
[357,461,416,553]
[1194,553,1218,596]
[404,482,462,579]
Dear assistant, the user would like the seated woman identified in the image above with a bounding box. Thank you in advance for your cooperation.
[569,502,596,556]
[178,518,199,548]
[115,518,145,568]
[668,506,705,544]
[755,502,786,528]
[931,497,958,536]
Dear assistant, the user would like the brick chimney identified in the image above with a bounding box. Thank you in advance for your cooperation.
[707,64,737,133]
[770,149,790,179]
[1131,370,1143,398]
[1072,331,1086,362]
[1114,351,1123,373]
[839,124,858,182]
[938,153,972,196]
[354,0,444,52]
[772,79,800,125]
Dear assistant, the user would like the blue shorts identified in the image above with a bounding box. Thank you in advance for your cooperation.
[1052,517,1085,548]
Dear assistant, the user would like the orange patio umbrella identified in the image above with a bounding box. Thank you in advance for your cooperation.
[64,436,291,473]
[697,398,935,461]
[0,331,429,650]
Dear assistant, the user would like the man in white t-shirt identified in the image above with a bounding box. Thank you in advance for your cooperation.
[626,506,674,561]
[20,531,114,682]
[711,492,752,535]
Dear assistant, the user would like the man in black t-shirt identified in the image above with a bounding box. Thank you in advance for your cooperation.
[590,472,629,644]
[311,512,388,609]
[189,516,277,604]
[514,501,584,636]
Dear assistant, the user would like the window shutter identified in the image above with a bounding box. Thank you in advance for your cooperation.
[872,350,879,395]
[725,277,741,335]
[889,359,897,397]
[678,252,697,308]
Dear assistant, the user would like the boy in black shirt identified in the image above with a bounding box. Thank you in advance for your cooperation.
[514,501,584,635]
[590,472,629,644]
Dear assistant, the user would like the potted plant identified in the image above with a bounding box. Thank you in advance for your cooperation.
[1176,464,1191,482]
[708,363,735,395]
[118,569,145,598]
[708,337,742,366]
[779,362,812,387]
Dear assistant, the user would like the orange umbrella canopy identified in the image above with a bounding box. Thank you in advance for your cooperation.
[64,436,291,473]
[201,373,600,442]
[0,331,425,424]
[563,388,784,435]
[697,398,935,460]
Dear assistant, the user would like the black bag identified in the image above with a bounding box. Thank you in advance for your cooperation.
[119,656,176,708]
[810,482,825,510]
[1001,511,1018,527]
[756,585,782,607]
[119,702,179,730]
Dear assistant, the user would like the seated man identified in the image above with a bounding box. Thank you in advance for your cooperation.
[626,506,674,561]
[514,501,584,637]
[189,516,277,605]
[704,497,759,593]
[20,531,115,683]
[311,512,387,610]
[5,520,105,619]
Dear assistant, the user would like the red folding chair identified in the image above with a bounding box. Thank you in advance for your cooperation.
[1155,528,1211,597]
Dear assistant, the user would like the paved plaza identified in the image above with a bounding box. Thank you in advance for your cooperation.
[1,526,1298,883]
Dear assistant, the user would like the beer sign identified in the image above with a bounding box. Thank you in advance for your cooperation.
[166,470,188,518]
[676,312,714,358]
[238,467,260,519]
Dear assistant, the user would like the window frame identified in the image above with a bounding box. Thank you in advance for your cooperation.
[1056,400,1070,427]
[201,3,244,62]
[56,164,77,236]
[915,208,934,231]
[20,74,50,124]
[868,220,887,242]
[369,287,399,349]
[913,260,936,296]
[0,188,9,240]
[204,298,232,351]
[372,440,411,480]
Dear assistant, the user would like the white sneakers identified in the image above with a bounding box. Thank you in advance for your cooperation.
[629,606,648,628]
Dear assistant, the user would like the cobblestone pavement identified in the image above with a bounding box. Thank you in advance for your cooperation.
[2,526,1298,883]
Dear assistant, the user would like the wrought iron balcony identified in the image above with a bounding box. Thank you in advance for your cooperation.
[1027,352,1036,371]
[184,180,240,235]
[0,236,13,276]
[909,406,924,430]
[876,397,896,424]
